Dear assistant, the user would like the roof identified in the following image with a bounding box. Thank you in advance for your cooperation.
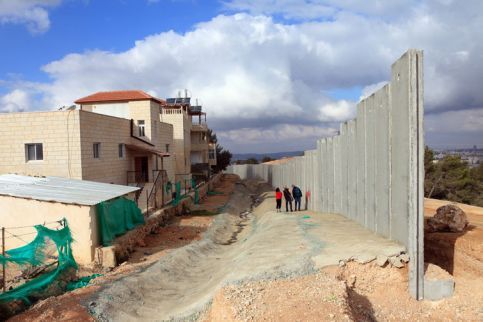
[75,90,165,105]
[125,144,170,157]
[0,174,140,206]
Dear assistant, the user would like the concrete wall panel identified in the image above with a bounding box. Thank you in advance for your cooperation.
[226,49,424,300]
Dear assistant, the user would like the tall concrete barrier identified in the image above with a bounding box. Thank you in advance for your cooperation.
[227,49,424,299]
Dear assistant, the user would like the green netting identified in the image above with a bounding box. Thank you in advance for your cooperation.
[165,181,172,194]
[0,222,76,304]
[97,197,145,246]
[66,274,102,291]
[194,189,199,204]
[172,182,182,206]
[191,178,196,189]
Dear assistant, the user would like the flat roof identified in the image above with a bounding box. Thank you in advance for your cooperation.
[0,174,140,206]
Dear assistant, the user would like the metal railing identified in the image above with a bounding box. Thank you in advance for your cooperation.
[126,171,148,185]
[146,170,167,216]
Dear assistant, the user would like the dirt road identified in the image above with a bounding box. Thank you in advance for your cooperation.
[85,179,404,321]
[9,176,483,321]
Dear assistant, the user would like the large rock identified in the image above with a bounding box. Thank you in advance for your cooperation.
[427,204,468,232]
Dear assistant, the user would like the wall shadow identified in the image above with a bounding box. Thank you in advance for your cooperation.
[347,287,376,322]
[424,219,474,275]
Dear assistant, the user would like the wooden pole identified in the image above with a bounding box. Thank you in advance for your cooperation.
[2,227,6,292]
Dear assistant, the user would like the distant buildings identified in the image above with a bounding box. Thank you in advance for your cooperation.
[432,147,482,167]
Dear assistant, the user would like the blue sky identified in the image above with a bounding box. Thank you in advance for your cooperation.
[0,0,482,153]
[0,0,221,83]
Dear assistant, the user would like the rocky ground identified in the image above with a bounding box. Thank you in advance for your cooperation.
[7,175,483,321]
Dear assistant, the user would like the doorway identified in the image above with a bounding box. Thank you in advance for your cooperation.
[135,156,149,182]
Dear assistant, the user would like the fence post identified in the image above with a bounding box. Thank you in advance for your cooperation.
[146,189,149,216]
[2,227,5,293]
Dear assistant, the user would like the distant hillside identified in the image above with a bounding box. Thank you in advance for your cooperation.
[232,151,304,162]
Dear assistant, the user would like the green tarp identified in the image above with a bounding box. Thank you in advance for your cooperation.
[0,223,76,304]
[97,197,145,246]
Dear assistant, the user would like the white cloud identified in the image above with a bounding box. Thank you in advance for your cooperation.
[0,0,61,34]
[318,100,355,122]
[0,89,31,112]
[2,1,483,151]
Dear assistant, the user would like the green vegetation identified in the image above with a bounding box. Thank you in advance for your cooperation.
[425,146,483,206]
[262,156,274,163]
[207,129,232,173]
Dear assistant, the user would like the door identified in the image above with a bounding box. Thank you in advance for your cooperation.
[135,156,149,182]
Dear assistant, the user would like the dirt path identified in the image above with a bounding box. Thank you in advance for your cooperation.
[9,179,483,321]
[8,175,238,322]
[83,179,405,321]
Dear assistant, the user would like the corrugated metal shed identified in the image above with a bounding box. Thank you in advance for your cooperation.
[0,174,140,206]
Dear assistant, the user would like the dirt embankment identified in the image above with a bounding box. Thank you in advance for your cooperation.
[9,179,483,322]
[8,174,239,322]
[424,198,483,278]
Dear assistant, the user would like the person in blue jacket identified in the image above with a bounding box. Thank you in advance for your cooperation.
[292,184,303,211]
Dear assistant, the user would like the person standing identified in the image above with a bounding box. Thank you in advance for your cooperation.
[292,184,303,211]
[283,187,293,212]
[275,187,282,212]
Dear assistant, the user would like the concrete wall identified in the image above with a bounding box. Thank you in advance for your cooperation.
[227,49,424,299]
[0,195,98,265]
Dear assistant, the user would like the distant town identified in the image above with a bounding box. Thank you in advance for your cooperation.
[433,146,482,167]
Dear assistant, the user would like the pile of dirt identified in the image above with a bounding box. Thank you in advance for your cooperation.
[205,272,350,321]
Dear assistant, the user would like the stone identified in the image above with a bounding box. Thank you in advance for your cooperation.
[376,255,388,267]
[424,264,455,300]
[427,204,468,232]
[399,253,410,263]
[389,256,404,268]
[95,246,117,268]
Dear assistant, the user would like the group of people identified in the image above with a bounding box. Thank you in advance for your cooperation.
[275,185,303,212]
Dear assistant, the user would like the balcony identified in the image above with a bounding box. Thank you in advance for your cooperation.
[191,141,209,151]
[191,123,208,132]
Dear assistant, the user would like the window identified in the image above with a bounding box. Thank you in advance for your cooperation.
[166,144,170,153]
[118,143,124,158]
[138,120,145,137]
[93,143,101,159]
[209,149,216,160]
[25,143,43,161]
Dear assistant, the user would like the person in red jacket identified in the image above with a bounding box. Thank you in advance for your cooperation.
[275,187,282,212]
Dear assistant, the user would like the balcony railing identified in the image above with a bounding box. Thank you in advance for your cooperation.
[191,123,207,131]
[191,142,209,151]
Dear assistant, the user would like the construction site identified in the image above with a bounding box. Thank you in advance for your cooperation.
[0,50,482,321]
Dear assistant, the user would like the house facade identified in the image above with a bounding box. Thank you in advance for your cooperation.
[75,90,175,186]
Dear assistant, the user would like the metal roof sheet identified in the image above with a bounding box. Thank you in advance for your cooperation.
[0,174,140,206]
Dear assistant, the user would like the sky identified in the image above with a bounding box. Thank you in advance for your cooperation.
[0,0,482,153]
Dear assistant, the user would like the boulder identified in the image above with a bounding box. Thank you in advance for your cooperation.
[427,204,468,233]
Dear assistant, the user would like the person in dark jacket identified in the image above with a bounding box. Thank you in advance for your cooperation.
[292,184,303,211]
[283,187,293,212]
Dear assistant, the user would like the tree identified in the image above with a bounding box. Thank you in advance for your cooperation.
[246,158,259,164]
[208,129,232,173]
[262,156,274,163]
[424,146,483,206]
